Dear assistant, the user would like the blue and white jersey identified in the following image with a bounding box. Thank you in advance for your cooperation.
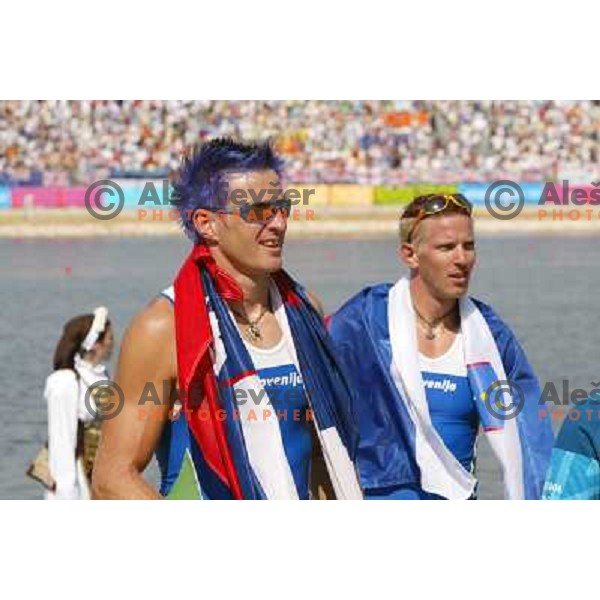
[242,335,312,500]
[156,285,313,499]
[419,332,478,474]
[366,332,478,500]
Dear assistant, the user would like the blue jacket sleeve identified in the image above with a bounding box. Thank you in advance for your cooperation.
[543,406,600,500]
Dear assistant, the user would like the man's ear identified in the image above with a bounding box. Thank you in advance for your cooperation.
[192,209,218,243]
[399,241,419,270]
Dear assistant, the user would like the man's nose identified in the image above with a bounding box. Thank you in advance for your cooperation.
[265,208,288,231]
[454,245,468,265]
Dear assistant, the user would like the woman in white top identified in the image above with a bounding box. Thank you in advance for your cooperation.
[45,306,114,500]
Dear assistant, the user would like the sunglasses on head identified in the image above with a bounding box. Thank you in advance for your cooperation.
[207,198,292,225]
[402,193,472,243]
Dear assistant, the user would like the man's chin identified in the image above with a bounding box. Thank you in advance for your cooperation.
[263,256,284,273]
[447,281,470,298]
[246,255,283,276]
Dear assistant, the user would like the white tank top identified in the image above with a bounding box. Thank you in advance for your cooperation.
[243,335,302,381]
[160,284,312,499]
[238,324,311,499]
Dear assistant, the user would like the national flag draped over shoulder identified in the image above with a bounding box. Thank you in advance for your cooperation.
[172,244,363,500]
[328,279,554,500]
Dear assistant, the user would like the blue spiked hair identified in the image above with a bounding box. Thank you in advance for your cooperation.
[170,137,284,243]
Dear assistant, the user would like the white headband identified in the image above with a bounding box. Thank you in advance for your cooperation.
[81,306,109,352]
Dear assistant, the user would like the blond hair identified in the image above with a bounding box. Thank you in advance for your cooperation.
[399,194,473,245]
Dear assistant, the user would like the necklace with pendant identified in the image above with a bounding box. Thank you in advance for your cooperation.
[230,304,269,343]
[413,303,456,340]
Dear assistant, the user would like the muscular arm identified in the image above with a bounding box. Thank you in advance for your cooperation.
[92,298,177,499]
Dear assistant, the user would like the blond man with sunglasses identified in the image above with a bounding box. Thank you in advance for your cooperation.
[328,194,553,499]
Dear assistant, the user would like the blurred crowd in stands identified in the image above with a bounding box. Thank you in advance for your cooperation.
[1,100,599,185]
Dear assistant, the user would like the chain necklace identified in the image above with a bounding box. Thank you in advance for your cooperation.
[230,304,269,343]
[413,303,456,341]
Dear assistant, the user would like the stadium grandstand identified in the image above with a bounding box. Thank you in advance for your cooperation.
[1,100,599,187]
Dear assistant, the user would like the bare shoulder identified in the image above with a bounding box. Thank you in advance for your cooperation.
[119,296,176,376]
[306,289,325,317]
[127,296,175,340]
